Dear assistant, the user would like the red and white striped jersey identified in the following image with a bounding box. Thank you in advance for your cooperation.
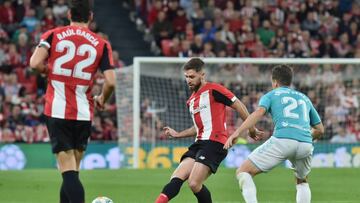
[38,25,114,121]
[186,82,237,144]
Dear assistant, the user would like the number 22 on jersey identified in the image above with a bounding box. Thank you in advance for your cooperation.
[53,40,97,80]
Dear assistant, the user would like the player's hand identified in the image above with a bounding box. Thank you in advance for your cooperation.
[248,128,265,141]
[94,95,105,110]
[224,134,238,150]
[163,126,178,138]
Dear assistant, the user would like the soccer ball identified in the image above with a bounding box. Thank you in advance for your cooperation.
[0,144,26,170]
[91,196,113,203]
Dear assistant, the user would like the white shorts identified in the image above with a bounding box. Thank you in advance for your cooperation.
[248,136,313,179]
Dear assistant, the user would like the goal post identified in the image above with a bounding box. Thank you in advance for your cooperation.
[118,57,360,169]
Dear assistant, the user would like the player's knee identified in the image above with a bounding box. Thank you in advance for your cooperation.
[296,177,308,184]
[236,167,256,177]
[236,172,252,188]
[188,179,202,192]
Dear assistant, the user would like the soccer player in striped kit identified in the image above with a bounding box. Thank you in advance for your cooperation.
[29,0,115,202]
[155,58,263,203]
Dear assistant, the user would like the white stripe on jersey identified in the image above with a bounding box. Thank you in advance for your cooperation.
[199,90,212,140]
[76,85,90,120]
[51,80,66,119]
[189,98,198,141]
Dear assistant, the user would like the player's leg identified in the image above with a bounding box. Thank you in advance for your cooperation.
[237,137,290,203]
[155,143,198,203]
[187,162,212,203]
[74,149,84,170]
[155,157,195,203]
[236,160,261,203]
[290,142,313,203]
[64,120,92,203]
[46,116,88,203]
[187,140,228,203]
[56,150,77,203]
[58,149,84,203]
[46,116,73,203]
[57,150,84,203]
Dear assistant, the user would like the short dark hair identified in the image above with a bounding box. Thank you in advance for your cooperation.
[183,58,204,72]
[271,64,293,86]
[69,0,91,23]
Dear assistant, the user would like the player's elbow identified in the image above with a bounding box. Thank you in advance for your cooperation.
[29,55,42,70]
[106,77,116,89]
[29,57,38,69]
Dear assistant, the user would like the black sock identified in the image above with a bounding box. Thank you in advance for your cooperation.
[60,182,69,203]
[161,177,184,200]
[194,185,212,203]
[60,171,79,203]
[62,170,84,203]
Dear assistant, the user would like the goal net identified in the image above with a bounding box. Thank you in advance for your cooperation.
[116,58,360,168]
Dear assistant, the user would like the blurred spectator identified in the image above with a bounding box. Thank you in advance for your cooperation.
[317,35,337,58]
[112,51,125,68]
[52,0,68,20]
[0,0,16,27]
[35,0,48,20]
[147,0,163,27]
[256,20,275,47]
[152,11,173,47]
[15,0,33,23]
[172,8,188,34]
[335,33,352,57]
[21,9,39,33]
[330,127,357,143]
[200,19,216,43]
[212,31,227,56]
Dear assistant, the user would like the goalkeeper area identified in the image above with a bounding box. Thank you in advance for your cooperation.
[0,168,359,203]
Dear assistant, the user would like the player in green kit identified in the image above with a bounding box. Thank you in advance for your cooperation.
[224,65,324,203]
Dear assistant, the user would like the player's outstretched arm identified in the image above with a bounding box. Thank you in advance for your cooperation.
[224,107,266,149]
[163,126,196,138]
[230,99,262,137]
[311,122,324,141]
[94,69,116,110]
[230,99,251,122]
[30,45,49,74]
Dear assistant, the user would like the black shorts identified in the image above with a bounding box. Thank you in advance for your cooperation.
[180,140,228,173]
[45,116,91,154]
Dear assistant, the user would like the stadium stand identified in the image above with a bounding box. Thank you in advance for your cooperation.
[124,0,360,142]
[127,0,360,58]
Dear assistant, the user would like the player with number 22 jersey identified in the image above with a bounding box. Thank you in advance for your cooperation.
[39,25,113,121]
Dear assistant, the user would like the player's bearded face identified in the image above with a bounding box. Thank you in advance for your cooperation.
[184,69,203,91]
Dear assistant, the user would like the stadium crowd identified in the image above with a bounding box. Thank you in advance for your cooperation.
[129,0,360,58]
[126,0,360,143]
[0,0,123,143]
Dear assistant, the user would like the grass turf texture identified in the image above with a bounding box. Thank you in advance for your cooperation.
[0,168,359,203]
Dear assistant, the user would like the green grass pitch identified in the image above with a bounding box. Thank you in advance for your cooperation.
[0,168,359,203]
